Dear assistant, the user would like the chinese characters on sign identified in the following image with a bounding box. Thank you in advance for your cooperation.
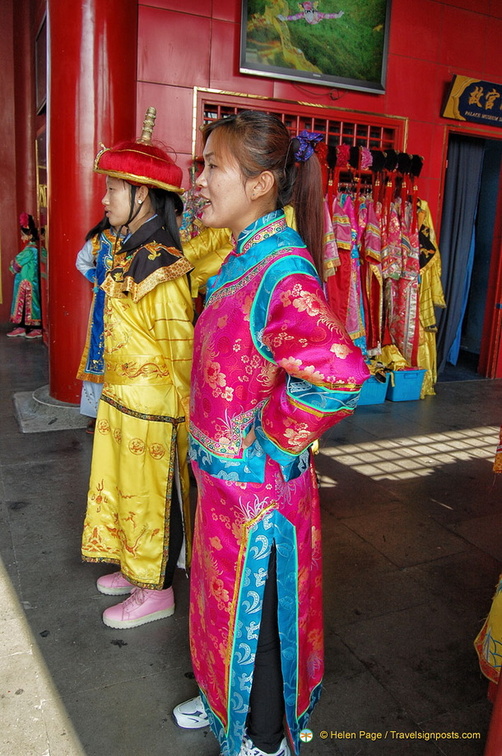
[442,75,502,128]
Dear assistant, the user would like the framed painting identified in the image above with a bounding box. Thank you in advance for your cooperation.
[240,0,391,94]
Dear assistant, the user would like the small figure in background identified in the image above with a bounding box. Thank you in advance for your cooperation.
[75,216,123,434]
[7,212,42,339]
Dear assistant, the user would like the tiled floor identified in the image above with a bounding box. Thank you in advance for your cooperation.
[1,326,501,756]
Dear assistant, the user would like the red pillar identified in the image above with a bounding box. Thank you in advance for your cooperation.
[47,0,137,402]
[13,0,37,221]
[479,169,502,379]
[0,0,17,323]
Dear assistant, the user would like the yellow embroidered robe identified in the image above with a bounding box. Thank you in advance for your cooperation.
[81,218,194,588]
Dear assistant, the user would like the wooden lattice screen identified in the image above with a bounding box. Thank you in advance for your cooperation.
[195,89,407,155]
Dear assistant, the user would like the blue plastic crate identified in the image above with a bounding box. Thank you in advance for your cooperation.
[386,369,426,401]
[358,373,390,406]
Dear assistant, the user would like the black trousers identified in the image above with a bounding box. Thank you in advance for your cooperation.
[246,545,285,753]
[162,482,183,589]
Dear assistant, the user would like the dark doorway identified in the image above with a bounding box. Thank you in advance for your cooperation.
[437,135,502,381]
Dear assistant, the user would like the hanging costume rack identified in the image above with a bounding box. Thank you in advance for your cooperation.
[318,143,445,398]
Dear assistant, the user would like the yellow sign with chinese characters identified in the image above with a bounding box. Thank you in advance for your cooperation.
[442,75,502,128]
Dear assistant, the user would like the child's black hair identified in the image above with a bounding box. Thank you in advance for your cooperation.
[20,214,39,243]
[85,214,111,241]
[147,187,183,251]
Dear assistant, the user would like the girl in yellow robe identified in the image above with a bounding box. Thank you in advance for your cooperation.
[81,112,194,629]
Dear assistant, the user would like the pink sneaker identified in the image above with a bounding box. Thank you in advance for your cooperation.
[102,586,175,629]
[97,571,134,596]
[25,329,43,339]
[7,327,26,338]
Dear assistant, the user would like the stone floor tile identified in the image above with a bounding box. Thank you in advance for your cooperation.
[339,506,468,568]
[336,601,488,724]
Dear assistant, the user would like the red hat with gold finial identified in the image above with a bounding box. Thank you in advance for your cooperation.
[94,107,184,195]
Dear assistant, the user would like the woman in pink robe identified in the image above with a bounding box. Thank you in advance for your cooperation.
[174,112,369,756]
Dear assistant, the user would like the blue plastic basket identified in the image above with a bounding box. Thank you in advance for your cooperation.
[386,369,426,401]
[358,374,390,406]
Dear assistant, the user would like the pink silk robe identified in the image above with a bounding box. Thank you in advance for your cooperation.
[188,210,369,756]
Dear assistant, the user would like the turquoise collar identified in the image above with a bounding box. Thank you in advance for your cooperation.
[205,210,299,300]
[234,209,286,255]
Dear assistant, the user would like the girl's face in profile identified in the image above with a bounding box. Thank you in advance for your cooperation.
[102,177,133,230]
[197,132,259,238]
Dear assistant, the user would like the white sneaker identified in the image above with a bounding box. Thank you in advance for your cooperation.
[172,695,209,729]
[239,736,291,756]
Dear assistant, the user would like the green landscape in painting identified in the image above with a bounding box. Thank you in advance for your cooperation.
[245,0,388,84]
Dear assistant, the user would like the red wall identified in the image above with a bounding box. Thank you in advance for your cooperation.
[135,0,502,225]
